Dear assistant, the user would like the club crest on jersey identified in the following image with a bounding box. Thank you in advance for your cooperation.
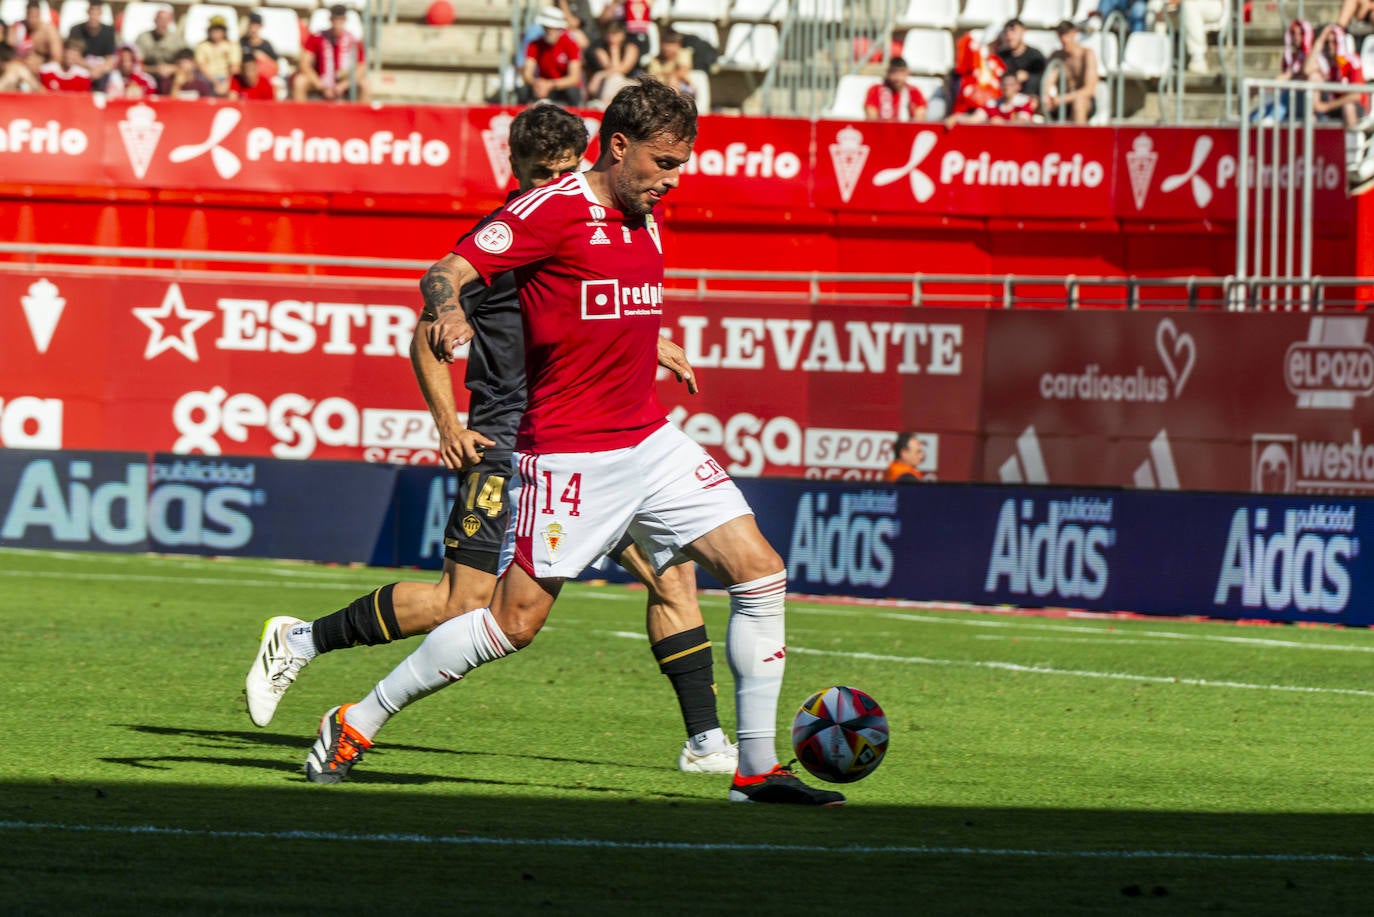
[590,227,611,246]
[462,513,481,537]
[475,221,513,254]
[541,522,566,557]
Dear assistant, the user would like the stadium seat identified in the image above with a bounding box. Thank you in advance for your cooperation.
[720,21,778,69]
[307,5,362,41]
[1018,0,1073,29]
[669,0,727,20]
[899,27,954,76]
[913,74,945,118]
[1119,30,1170,78]
[252,6,301,59]
[1023,28,1060,59]
[686,67,711,111]
[895,0,957,29]
[795,0,843,22]
[1363,35,1374,83]
[822,73,880,119]
[671,19,720,54]
[1072,0,1097,19]
[182,4,242,44]
[262,0,316,11]
[957,0,1018,29]
[58,0,111,38]
[728,0,786,23]
[0,0,49,26]
[118,0,168,44]
[1080,29,1118,75]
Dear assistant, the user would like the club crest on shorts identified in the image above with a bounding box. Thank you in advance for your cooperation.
[541,522,566,557]
[462,513,481,537]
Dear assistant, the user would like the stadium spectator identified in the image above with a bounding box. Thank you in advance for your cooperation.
[643,28,694,99]
[98,43,157,97]
[66,0,114,79]
[950,29,1005,120]
[0,41,45,92]
[294,4,370,102]
[1157,1,1226,74]
[1093,0,1148,32]
[598,0,653,56]
[1043,20,1098,124]
[8,0,63,68]
[1253,19,1312,122]
[229,52,275,99]
[1337,0,1374,34]
[865,57,927,121]
[39,37,91,91]
[585,19,639,108]
[1307,23,1366,129]
[135,5,185,81]
[519,5,583,106]
[996,18,1046,98]
[194,15,240,97]
[884,433,926,484]
[240,12,279,81]
[950,71,1037,125]
[159,46,214,98]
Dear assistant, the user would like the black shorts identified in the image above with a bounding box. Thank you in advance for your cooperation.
[443,449,513,573]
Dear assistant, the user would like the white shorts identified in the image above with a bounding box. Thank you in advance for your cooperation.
[499,423,753,579]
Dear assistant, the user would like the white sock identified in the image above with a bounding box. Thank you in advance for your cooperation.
[688,727,731,756]
[343,607,515,741]
[285,622,317,661]
[725,570,788,776]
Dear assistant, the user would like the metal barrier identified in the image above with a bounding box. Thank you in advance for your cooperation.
[1,242,1366,311]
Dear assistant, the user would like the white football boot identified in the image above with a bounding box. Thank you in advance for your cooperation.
[677,740,740,774]
[244,615,310,727]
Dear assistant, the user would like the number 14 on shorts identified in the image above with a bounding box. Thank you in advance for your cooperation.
[539,470,582,516]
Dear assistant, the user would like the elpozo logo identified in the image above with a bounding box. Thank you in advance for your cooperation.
[1285,317,1374,409]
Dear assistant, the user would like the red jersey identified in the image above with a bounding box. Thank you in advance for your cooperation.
[231,74,276,99]
[981,92,1036,122]
[39,62,92,92]
[454,172,668,453]
[864,81,927,121]
[524,32,581,79]
[303,30,365,81]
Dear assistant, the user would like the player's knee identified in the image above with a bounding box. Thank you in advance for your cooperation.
[727,568,787,616]
[491,605,547,649]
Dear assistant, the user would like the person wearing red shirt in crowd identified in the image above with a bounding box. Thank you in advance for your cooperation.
[864,57,927,121]
[294,4,369,102]
[949,71,1038,126]
[159,46,215,97]
[950,29,1006,119]
[39,39,92,92]
[229,53,276,100]
[884,433,926,484]
[598,0,653,56]
[1308,22,1367,128]
[98,43,158,97]
[520,5,583,106]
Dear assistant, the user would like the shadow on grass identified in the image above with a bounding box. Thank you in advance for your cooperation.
[2,778,1373,916]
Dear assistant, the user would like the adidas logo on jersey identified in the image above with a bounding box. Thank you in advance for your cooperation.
[589,227,611,246]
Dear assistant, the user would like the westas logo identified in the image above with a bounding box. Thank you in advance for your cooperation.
[1039,317,1195,403]
[984,496,1116,602]
[1284,316,1374,409]
[1214,504,1359,613]
[1253,431,1374,493]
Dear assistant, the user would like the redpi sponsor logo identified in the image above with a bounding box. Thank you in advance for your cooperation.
[1213,505,1358,613]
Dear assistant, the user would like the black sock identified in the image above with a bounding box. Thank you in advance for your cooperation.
[311,584,402,655]
[651,625,721,738]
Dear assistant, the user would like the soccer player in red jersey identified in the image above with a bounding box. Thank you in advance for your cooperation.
[39,39,92,92]
[305,81,843,805]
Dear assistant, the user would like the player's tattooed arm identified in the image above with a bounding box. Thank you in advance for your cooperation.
[419,253,480,362]
[418,268,456,321]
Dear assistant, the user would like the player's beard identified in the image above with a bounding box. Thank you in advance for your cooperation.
[614,168,659,217]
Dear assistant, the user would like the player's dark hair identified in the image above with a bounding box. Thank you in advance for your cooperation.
[893,432,915,457]
[600,78,698,148]
[510,103,590,163]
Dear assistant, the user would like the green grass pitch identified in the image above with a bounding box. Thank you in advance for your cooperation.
[3,547,1374,915]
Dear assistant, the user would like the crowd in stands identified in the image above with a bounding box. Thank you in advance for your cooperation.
[0,0,366,100]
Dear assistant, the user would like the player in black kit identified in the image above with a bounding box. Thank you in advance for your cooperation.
[246,104,737,777]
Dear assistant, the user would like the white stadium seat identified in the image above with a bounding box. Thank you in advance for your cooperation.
[795,0,844,22]
[1018,0,1073,29]
[263,0,317,12]
[900,27,955,76]
[822,73,880,119]
[671,19,719,52]
[720,21,778,69]
[1023,28,1060,59]
[957,0,1018,29]
[59,0,112,38]
[307,5,362,41]
[669,0,727,20]
[728,0,786,23]
[895,0,957,29]
[0,0,49,26]
[182,3,242,44]
[252,6,301,59]
[1119,30,1170,78]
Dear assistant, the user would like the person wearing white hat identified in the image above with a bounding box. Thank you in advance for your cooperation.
[519,6,584,106]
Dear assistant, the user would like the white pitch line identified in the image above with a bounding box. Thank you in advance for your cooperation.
[0,569,378,591]
[0,820,1367,863]
[787,647,1374,697]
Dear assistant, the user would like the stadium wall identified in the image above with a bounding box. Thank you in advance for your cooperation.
[0,97,1357,280]
[0,448,1368,627]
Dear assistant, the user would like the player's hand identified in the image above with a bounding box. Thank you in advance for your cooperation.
[439,428,496,472]
[656,336,698,395]
[427,309,474,363]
